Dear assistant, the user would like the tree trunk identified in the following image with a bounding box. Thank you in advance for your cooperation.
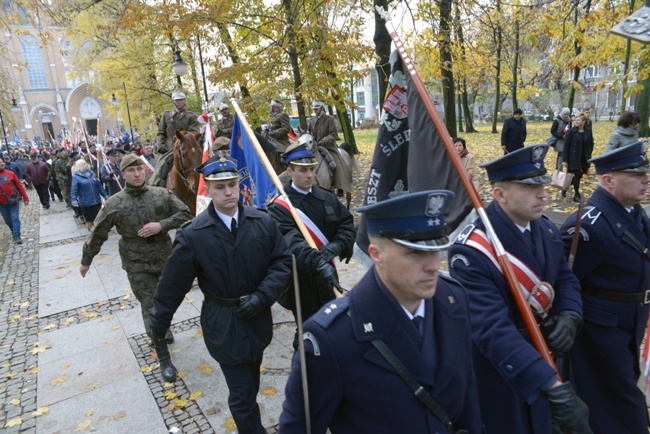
[281,0,308,131]
[440,0,456,137]
[457,93,464,133]
[374,0,391,114]
[492,0,502,134]
[511,20,519,110]
[216,24,250,98]
[453,3,477,133]
[621,38,632,111]
[637,74,650,137]
[462,81,477,132]
[567,0,591,113]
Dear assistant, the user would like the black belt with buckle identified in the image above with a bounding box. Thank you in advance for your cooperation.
[582,286,650,304]
[204,295,248,307]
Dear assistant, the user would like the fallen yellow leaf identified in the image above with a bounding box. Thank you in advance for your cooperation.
[5,372,17,379]
[85,410,93,417]
[86,384,97,391]
[75,419,92,432]
[10,314,21,322]
[63,317,76,326]
[177,371,187,378]
[195,329,203,338]
[30,367,39,374]
[139,366,153,373]
[60,364,70,370]
[43,324,56,330]
[195,363,213,375]
[9,399,20,405]
[7,280,14,285]
[174,399,188,408]
[6,417,22,427]
[262,387,277,395]
[32,407,49,417]
[165,391,177,400]
[113,410,126,420]
[50,375,67,386]
[189,391,203,400]
[222,417,237,431]
[104,340,113,344]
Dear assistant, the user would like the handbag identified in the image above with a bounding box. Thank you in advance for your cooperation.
[0,187,19,206]
[550,166,574,190]
[546,135,558,149]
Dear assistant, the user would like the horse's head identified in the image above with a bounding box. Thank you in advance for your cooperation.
[173,130,204,194]
[298,133,315,150]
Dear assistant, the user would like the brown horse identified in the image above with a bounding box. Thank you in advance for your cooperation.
[167,130,203,216]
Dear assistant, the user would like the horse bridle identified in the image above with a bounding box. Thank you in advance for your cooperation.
[169,138,198,203]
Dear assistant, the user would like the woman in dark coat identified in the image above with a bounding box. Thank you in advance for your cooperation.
[563,112,594,202]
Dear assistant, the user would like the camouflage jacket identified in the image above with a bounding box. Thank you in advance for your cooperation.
[53,157,70,185]
[216,113,235,139]
[81,184,191,274]
[155,109,200,154]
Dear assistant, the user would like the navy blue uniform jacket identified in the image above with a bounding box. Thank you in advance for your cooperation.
[449,201,582,434]
[150,202,292,365]
[559,187,650,433]
[279,267,482,433]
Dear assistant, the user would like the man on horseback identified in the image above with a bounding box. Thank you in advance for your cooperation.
[215,103,235,139]
[264,99,292,153]
[153,90,200,188]
[308,99,346,193]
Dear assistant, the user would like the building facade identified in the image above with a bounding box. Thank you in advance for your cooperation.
[1,2,117,143]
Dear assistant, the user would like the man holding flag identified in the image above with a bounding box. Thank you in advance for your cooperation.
[268,141,355,348]
[449,146,590,433]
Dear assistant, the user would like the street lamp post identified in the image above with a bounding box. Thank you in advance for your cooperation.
[172,50,188,87]
[196,36,209,104]
[0,108,7,150]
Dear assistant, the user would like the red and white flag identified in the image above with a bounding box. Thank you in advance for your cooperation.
[196,112,214,214]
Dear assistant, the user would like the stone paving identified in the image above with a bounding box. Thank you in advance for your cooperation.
[0,190,368,433]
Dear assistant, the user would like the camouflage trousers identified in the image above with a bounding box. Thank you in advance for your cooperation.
[126,272,161,338]
[61,184,71,206]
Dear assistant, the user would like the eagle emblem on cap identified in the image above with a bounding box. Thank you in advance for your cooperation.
[532,146,545,162]
[425,194,445,217]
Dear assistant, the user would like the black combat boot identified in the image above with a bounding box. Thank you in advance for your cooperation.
[155,344,177,382]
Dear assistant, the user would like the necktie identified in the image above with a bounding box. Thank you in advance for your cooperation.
[524,229,534,245]
[412,316,423,336]
[230,217,238,238]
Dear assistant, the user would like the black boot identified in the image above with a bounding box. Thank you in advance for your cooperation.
[164,330,174,344]
[154,344,178,382]
[573,193,581,203]
[561,189,567,198]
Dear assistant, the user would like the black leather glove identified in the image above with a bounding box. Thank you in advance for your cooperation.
[314,257,343,293]
[236,293,265,320]
[542,382,592,434]
[320,242,344,263]
[543,312,582,355]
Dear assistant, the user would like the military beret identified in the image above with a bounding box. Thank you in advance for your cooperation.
[120,153,143,171]
[589,141,650,174]
[480,145,551,184]
[357,190,455,251]
[212,137,231,152]
[284,143,316,166]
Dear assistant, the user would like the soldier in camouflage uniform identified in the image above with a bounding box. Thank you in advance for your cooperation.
[215,103,235,139]
[153,90,200,188]
[79,153,191,342]
[53,148,71,207]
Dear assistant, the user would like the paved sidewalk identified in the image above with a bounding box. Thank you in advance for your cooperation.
[0,191,367,433]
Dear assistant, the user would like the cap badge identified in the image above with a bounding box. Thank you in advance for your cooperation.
[532,146,545,162]
[363,323,374,333]
[425,194,445,217]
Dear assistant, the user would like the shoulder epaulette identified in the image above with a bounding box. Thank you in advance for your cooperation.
[454,223,476,245]
[312,296,350,330]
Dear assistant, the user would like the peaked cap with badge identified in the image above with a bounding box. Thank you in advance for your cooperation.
[196,154,239,181]
[481,144,550,184]
[357,190,455,251]
[589,140,650,174]
[283,143,317,166]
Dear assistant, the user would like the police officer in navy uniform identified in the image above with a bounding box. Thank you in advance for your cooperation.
[268,142,355,346]
[280,190,482,433]
[149,155,292,434]
[449,145,592,434]
[559,141,650,433]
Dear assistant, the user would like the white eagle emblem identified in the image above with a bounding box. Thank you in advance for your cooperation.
[532,146,545,162]
[426,194,445,217]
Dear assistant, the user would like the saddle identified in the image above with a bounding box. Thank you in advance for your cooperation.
[147,151,174,188]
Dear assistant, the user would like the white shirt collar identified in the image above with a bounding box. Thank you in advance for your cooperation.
[215,207,239,230]
[515,223,532,233]
[291,182,311,195]
[401,299,426,320]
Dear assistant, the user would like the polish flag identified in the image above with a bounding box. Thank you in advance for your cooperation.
[196,112,214,214]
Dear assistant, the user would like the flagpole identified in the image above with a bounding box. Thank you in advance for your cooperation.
[230,98,343,298]
[382,12,558,375]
